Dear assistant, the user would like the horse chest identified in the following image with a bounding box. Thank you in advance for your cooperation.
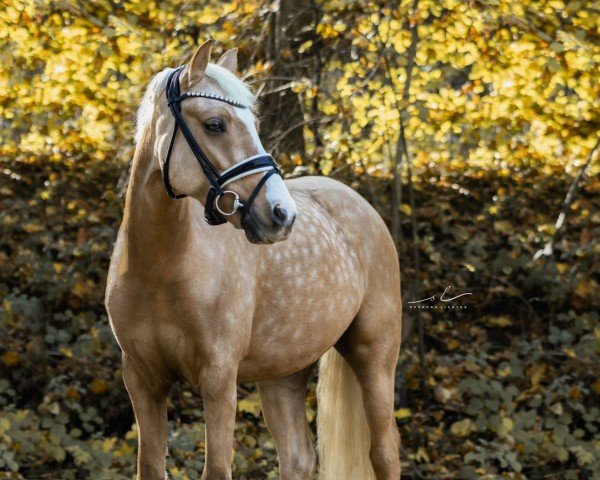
[107,276,234,364]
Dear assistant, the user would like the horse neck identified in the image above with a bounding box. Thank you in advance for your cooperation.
[121,143,193,271]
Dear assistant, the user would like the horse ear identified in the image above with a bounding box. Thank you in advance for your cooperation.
[217,48,238,73]
[183,39,212,89]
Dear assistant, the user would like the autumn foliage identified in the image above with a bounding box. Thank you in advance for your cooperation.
[1,0,599,479]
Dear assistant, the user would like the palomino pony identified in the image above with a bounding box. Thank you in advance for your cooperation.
[106,40,402,480]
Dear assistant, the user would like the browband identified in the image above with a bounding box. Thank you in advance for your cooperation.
[162,66,281,225]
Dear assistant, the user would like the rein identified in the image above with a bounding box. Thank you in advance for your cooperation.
[162,66,281,225]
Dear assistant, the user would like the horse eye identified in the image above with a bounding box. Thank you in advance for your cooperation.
[204,118,224,133]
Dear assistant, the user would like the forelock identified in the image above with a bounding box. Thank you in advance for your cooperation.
[204,63,257,112]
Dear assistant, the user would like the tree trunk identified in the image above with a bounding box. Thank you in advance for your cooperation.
[262,0,319,159]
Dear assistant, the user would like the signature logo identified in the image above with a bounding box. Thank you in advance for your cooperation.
[407,286,472,310]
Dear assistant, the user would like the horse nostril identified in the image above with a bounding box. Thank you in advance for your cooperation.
[272,204,288,226]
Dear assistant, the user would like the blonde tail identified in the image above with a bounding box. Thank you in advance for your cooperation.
[316,348,376,480]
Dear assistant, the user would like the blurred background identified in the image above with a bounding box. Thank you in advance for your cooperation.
[1,0,599,479]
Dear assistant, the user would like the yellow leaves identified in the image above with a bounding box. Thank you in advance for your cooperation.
[570,386,582,401]
[572,445,595,467]
[484,316,513,328]
[573,279,597,301]
[321,159,334,176]
[298,40,313,54]
[89,379,109,395]
[71,281,89,298]
[251,60,270,74]
[496,417,514,437]
[394,408,412,419]
[450,418,475,436]
[3,5,21,24]
[493,220,513,234]
[66,386,79,399]
[60,346,74,358]
[378,19,402,42]
[439,120,453,134]
[399,203,412,215]
[451,21,468,38]
[197,8,220,24]
[555,263,569,274]
[291,154,303,166]
[67,445,93,466]
[222,21,236,36]
[114,441,135,459]
[442,0,462,9]
[529,363,547,390]
[2,0,598,175]
[2,351,22,367]
[0,417,10,436]
[291,82,307,94]
[61,25,88,39]
[102,438,116,453]
[562,347,576,358]
[316,23,339,39]
[238,392,261,417]
[116,36,137,56]
[125,423,138,440]
[22,222,43,233]
[414,446,430,463]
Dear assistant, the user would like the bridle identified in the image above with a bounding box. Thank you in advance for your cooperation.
[162,66,281,226]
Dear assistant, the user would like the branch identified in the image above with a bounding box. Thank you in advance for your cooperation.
[267,116,333,151]
[534,136,600,259]
[383,0,427,387]
[388,0,419,248]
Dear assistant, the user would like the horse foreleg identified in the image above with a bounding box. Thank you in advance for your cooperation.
[199,363,238,480]
[257,364,317,480]
[122,355,170,480]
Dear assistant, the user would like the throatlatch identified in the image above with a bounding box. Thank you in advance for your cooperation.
[161,66,281,225]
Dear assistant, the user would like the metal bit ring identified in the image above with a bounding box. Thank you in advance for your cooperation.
[215,190,244,216]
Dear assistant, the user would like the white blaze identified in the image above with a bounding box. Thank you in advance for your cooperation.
[236,108,265,155]
[235,108,297,217]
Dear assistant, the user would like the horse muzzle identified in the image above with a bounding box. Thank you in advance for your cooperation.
[242,206,295,245]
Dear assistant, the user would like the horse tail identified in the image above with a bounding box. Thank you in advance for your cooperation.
[316,348,376,480]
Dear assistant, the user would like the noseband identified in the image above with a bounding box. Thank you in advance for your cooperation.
[162,66,281,225]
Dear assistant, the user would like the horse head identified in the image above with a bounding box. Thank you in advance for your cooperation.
[152,40,296,244]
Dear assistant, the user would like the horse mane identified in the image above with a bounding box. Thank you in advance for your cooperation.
[134,63,257,146]
[134,67,174,146]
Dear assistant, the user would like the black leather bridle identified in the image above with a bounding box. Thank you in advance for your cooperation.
[162,66,281,225]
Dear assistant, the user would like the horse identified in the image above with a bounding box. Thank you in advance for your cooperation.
[105,39,402,480]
